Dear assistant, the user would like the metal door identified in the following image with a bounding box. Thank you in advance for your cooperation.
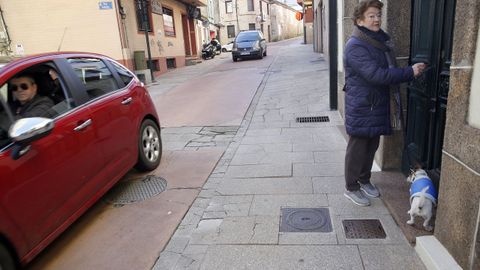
[404,0,456,175]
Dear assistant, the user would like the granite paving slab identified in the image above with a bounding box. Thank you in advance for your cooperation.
[217,177,313,195]
[359,244,427,270]
[190,216,279,245]
[249,194,328,216]
[199,245,363,270]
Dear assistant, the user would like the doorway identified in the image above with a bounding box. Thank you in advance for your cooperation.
[403,0,456,178]
[181,14,191,56]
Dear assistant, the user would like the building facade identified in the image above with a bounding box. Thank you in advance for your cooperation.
[218,0,270,45]
[269,0,303,42]
[0,0,206,79]
[315,0,480,268]
[218,0,302,46]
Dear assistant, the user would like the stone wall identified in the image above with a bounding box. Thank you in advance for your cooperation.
[435,1,480,268]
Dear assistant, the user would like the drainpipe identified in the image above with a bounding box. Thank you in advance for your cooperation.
[328,0,337,110]
[235,0,240,32]
[137,0,155,82]
[302,3,306,44]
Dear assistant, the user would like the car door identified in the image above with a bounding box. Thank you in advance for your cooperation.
[63,57,139,182]
[0,59,105,250]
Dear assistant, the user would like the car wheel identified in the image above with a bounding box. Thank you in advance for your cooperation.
[222,48,227,52]
[135,119,162,171]
[0,244,15,270]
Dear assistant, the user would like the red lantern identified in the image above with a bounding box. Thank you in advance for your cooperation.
[295,12,303,21]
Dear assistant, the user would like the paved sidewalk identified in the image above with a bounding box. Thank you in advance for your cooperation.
[153,40,426,270]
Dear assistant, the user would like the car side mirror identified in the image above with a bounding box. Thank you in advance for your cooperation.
[9,117,54,160]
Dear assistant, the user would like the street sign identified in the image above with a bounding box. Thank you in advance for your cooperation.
[99,1,113,10]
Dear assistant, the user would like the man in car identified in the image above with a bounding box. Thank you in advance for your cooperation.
[9,74,55,118]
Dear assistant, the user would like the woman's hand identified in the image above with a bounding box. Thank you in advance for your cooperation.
[412,63,428,77]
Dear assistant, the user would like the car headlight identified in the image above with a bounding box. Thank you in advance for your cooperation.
[253,41,260,50]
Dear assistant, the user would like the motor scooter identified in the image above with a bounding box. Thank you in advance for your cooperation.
[211,39,221,55]
[201,43,215,60]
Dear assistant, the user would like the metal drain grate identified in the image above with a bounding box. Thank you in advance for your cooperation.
[343,219,386,239]
[104,175,167,206]
[296,116,330,123]
[280,208,332,232]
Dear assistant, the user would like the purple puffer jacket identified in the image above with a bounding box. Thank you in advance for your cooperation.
[343,31,414,138]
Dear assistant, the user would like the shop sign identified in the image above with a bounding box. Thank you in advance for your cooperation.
[151,0,163,14]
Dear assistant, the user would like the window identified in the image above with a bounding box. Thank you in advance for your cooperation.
[68,58,118,101]
[267,3,269,15]
[150,59,160,71]
[225,0,233,13]
[136,1,153,32]
[109,60,134,87]
[249,23,256,30]
[227,25,236,38]
[163,7,175,37]
[247,0,254,11]
[0,86,13,149]
[166,58,176,69]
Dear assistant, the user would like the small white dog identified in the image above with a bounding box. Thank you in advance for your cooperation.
[406,168,437,231]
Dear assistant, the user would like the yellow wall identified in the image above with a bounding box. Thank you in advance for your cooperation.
[121,0,186,59]
[0,0,123,59]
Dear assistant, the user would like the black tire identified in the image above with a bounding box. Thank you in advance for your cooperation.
[135,119,162,171]
[222,48,227,52]
[263,49,267,56]
[0,244,15,270]
[233,56,238,62]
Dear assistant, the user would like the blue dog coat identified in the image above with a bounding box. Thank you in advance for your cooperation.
[410,177,437,205]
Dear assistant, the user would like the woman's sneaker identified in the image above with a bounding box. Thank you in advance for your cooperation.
[359,182,380,198]
[344,190,370,206]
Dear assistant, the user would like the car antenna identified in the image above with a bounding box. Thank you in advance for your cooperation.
[57,27,68,52]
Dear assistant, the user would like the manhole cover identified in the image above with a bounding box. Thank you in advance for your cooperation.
[104,175,167,206]
[280,208,332,232]
[296,116,330,123]
[342,219,386,239]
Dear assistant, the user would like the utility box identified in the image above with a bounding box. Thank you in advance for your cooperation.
[134,51,147,70]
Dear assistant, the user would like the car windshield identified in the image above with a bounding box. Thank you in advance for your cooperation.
[236,32,259,42]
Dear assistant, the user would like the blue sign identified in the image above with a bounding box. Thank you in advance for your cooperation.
[99,1,113,10]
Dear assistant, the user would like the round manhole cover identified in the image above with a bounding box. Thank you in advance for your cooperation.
[104,175,167,206]
[285,209,328,230]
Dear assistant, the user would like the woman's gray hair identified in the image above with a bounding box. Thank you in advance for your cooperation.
[352,0,384,25]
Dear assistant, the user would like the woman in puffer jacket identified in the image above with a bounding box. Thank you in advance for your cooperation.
[343,0,427,206]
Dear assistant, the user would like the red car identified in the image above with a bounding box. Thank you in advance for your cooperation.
[0,52,162,269]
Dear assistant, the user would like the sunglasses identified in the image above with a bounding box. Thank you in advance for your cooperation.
[10,83,33,92]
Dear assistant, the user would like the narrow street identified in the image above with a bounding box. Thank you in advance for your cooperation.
[26,38,302,270]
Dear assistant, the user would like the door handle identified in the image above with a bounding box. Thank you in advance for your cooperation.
[74,119,92,132]
[121,97,133,105]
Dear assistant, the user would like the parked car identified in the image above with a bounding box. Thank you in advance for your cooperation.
[221,41,234,52]
[231,30,267,62]
[0,52,162,269]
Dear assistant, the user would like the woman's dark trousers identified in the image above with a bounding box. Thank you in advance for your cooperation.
[344,135,380,191]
